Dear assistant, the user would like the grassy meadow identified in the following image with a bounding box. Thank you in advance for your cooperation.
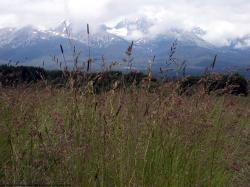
[0,81,249,186]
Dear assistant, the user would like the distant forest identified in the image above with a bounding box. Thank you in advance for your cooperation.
[0,65,248,96]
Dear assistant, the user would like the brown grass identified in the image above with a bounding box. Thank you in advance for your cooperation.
[0,84,249,186]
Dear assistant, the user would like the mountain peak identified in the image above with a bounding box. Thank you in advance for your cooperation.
[52,20,73,34]
[114,17,153,34]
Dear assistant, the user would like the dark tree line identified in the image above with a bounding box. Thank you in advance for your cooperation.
[0,65,46,87]
[0,65,156,91]
[0,65,248,96]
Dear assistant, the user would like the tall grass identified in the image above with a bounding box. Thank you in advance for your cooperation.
[0,85,249,186]
[0,23,249,187]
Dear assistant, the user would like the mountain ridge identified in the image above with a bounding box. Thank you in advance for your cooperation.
[0,18,249,73]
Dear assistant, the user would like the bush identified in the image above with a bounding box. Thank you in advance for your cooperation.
[205,73,248,96]
[177,76,201,95]
[178,73,248,96]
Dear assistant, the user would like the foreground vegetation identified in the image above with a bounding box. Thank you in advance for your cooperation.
[0,81,249,186]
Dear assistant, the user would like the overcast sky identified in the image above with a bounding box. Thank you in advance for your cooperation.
[1,0,250,46]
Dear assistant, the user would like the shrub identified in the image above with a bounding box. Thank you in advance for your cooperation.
[205,73,248,96]
[177,76,201,95]
[178,73,248,96]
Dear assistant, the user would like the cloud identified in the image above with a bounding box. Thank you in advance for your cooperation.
[0,0,250,46]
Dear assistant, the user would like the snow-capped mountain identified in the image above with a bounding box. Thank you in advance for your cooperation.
[115,17,152,33]
[74,28,127,48]
[0,17,250,72]
[107,17,153,39]
[52,20,72,34]
[0,26,56,48]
